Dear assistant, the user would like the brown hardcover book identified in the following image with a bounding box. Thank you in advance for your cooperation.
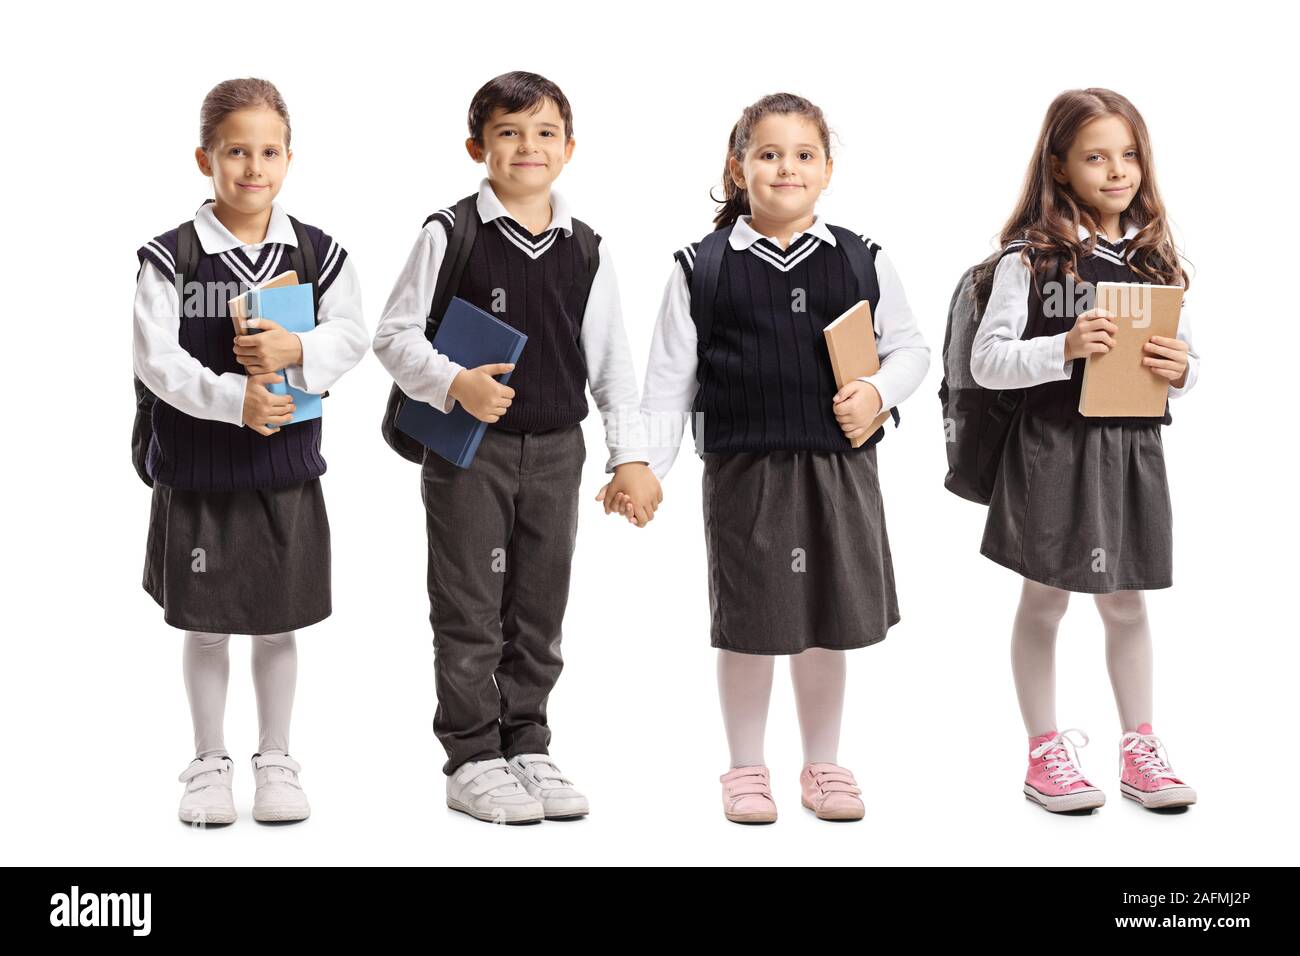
[1079,282,1184,417]
[823,300,891,448]
[228,270,300,336]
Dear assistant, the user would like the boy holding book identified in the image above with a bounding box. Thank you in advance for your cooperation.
[373,71,658,824]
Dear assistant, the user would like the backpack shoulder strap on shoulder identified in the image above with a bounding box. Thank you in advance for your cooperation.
[286,215,321,320]
[826,225,881,306]
[689,225,733,351]
[175,220,201,293]
[426,194,480,338]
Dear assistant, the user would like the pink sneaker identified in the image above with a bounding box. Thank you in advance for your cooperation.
[800,763,865,821]
[1024,729,1106,813]
[1119,724,1197,809]
[720,766,777,824]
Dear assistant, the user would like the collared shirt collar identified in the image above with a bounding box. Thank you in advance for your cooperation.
[1077,220,1140,244]
[475,178,574,236]
[729,214,837,250]
[194,200,298,254]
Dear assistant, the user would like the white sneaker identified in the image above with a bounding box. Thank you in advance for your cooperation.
[507,753,589,820]
[447,757,544,824]
[178,755,237,825]
[251,752,311,822]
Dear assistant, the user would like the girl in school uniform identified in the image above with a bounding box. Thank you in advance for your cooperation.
[970,88,1200,813]
[634,93,930,823]
[132,78,367,824]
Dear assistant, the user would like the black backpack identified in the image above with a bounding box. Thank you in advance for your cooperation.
[131,202,322,487]
[936,248,1028,505]
[686,223,900,444]
[379,194,601,463]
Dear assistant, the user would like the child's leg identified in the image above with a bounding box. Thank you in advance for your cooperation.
[183,631,230,758]
[251,631,297,755]
[497,427,584,759]
[789,648,846,765]
[1093,591,1153,732]
[717,650,775,767]
[1010,579,1071,736]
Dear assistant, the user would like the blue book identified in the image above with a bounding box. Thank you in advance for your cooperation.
[248,284,322,426]
[395,296,527,468]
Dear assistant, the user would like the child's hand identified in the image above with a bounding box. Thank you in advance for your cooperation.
[1143,335,1189,387]
[447,364,516,422]
[234,318,303,374]
[832,380,883,443]
[1064,308,1118,361]
[596,462,662,527]
[242,372,295,436]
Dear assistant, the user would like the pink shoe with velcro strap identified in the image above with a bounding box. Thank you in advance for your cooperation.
[720,765,777,824]
[800,762,865,821]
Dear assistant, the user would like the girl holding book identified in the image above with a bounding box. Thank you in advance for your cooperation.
[969,88,1201,812]
[132,78,367,824]
[634,93,929,823]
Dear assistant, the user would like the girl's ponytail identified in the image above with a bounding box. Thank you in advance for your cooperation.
[712,122,751,230]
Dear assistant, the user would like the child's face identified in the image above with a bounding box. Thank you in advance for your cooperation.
[730,113,832,222]
[195,107,292,215]
[467,98,574,198]
[1052,114,1142,222]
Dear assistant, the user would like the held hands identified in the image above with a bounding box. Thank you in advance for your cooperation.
[832,380,883,444]
[448,363,516,422]
[242,372,295,436]
[234,318,303,375]
[1065,308,1189,387]
[597,462,662,528]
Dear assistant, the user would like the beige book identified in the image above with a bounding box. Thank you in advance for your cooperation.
[228,270,300,336]
[823,300,891,448]
[1079,282,1184,417]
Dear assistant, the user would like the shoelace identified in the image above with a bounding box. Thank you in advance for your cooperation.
[1119,731,1180,782]
[1030,729,1090,787]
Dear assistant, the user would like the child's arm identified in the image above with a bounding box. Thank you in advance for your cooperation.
[638,261,697,480]
[133,260,259,427]
[371,225,466,413]
[578,239,661,526]
[970,251,1077,390]
[857,247,931,412]
[269,247,368,394]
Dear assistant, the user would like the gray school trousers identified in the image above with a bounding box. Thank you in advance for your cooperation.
[421,423,586,774]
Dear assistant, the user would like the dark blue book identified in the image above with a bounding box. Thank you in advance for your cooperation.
[395,296,527,468]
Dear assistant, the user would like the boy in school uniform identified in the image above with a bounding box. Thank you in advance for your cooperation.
[373,71,660,824]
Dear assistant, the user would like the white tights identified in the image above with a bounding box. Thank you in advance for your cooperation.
[717,648,847,768]
[183,630,297,758]
[1010,579,1154,736]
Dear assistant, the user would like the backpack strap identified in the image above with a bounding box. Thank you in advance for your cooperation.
[689,225,733,352]
[286,215,321,320]
[426,194,480,338]
[825,225,898,428]
[569,218,602,321]
[175,220,201,290]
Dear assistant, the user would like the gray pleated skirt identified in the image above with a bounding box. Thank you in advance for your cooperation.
[702,446,900,655]
[143,478,331,634]
[981,410,1172,593]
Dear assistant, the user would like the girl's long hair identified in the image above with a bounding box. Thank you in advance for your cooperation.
[975,88,1188,302]
[712,93,832,230]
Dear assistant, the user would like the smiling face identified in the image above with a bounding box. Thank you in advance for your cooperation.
[1053,113,1142,228]
[195,107,291,215]
[730,112,832,224]
[467,98,574,200]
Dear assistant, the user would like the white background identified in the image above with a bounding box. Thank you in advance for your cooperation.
[3,0,1295,866]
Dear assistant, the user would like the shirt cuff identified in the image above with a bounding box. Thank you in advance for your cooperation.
[855,375,891,418]
[1042,332,1072,380]
[606,450,652,474]
[219,372,249,427]
[430,362,464,414]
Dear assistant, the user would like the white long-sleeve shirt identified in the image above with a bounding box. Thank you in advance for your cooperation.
[132,201,368,427]
[640,215,931,479]
[970,223,1199,396]
[371,178,648,473]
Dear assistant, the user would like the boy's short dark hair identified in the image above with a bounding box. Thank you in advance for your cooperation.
[467,71,574,145]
